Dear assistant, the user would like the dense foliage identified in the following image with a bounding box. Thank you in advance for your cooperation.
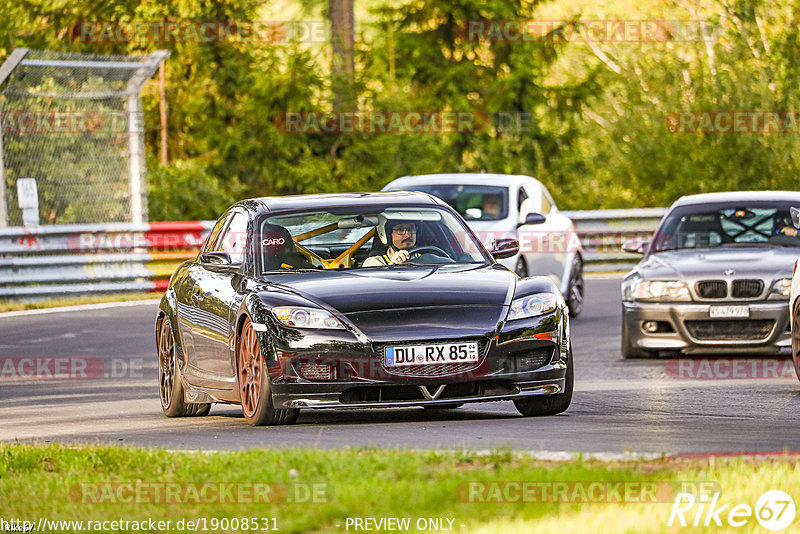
[1,0,799,220]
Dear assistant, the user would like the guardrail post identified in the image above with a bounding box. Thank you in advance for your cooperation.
[0,49,30,228]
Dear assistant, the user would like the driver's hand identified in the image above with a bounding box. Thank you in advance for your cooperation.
[781,226,798,237]
[389,249,410,264]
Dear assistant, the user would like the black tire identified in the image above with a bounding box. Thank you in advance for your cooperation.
[238,317,299,426]
[513,344,574,417]
[566,254,584,318]
[621,320,650,359]
[422,403,464,410]
[157,315,211,417]
[514,258,528,278]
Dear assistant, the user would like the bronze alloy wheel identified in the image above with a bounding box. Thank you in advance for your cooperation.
[238,318,263,420]
[238,317,299,426]
[157,315,211,417]
[158,318,176,410]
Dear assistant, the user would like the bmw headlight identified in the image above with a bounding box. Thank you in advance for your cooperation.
[507,293,558,321]
[769,278,792,299]
[272,307,345,329]
[631,280,691,301]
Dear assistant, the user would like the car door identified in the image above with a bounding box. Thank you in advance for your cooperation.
[190,210,248,381]
[176,214,229,372]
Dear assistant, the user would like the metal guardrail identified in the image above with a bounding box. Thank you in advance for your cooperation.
[0,209,667,299]
[0,221,214,298]
[563,208,667,272]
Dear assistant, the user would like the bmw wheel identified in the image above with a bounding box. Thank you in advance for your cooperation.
[238,317,299,426]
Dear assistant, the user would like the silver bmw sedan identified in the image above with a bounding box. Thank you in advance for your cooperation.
[621,191,800,358]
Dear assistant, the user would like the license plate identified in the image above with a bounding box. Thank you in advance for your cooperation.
[709,305,750,318]
[384,342,479,367]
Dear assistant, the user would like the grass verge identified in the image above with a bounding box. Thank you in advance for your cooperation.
[1,444,799,533]
[0,293,159,313]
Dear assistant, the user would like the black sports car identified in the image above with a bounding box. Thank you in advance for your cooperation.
[156,192,573,425]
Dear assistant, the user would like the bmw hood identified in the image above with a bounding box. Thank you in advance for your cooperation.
[635,247,799,281]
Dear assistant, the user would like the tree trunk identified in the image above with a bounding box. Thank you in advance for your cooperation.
[329,0,355,109]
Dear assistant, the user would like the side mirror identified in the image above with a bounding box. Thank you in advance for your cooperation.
[622,239,649,254]
[791,207,800,229]
[518,213,546,227]
[200,251,232,265]
[490,238,520,260]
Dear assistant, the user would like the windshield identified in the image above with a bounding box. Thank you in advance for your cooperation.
[255,205,491,273]
[389,184,509,221]
[651,201,800,253]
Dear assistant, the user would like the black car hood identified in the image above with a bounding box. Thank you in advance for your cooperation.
[269,263,515,313]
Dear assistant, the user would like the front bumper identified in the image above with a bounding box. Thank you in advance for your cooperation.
[267,307,570,408]
[622,300,791,355]
[273,378,565,409]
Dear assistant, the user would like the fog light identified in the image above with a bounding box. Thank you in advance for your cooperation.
[643,321,659,333]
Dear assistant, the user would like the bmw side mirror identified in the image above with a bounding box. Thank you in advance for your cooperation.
[622,239,648,254]
[791,207,800,228]
[490,238,520,260]
[200,251,232,265]
[518,213,546,227]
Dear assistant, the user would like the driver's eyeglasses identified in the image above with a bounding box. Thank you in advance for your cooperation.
[392,226,417,235]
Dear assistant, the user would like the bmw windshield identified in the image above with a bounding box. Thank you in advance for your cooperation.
[651,201,800,253]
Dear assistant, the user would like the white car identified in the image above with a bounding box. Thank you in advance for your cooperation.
[382,173,584,316]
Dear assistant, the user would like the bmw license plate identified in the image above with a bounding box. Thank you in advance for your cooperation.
[709,305,750,318]
[384,342,479,367]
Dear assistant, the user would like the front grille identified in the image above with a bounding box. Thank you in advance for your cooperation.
[732,279,764,298]
[339,381,516,403]
[684,320,774,341]
[696,280,727,299]
[372,338,489,378]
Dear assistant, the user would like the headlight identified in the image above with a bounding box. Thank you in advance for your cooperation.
[769,278,792,299]
[507,293,558,321]
[632,280,691,301]
[272,306,345,329]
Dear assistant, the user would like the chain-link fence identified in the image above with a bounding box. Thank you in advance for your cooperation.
[0,48,168,226]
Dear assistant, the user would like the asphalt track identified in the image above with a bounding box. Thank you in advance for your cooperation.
[2,277,800,454]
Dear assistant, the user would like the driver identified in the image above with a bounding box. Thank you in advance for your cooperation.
[363,219,417,266]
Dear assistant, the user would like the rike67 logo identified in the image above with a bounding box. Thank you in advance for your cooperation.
[668,490,796,531]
